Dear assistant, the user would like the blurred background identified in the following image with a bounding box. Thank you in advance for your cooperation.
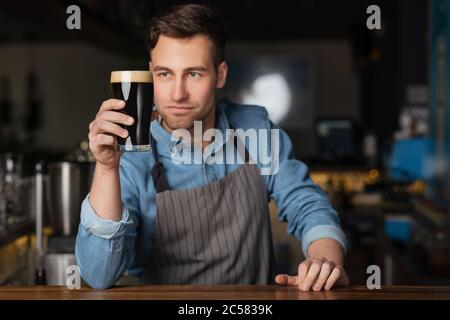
[0,0,449,287]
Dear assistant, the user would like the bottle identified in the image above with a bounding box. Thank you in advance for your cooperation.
[34,162,47,286]
[35,267,47,285]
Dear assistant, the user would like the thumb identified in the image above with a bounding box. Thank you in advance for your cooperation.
[275,274,297,286]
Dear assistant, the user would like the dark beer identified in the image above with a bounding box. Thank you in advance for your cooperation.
[110,71,153,152]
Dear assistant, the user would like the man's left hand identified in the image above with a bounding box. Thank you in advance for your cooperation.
[275,257,349,291]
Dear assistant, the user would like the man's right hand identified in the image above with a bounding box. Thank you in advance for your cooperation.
[88,99,134,171]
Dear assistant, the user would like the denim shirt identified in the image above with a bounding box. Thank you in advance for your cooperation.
[75,102,347,289]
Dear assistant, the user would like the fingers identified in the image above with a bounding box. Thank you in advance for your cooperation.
[324,267,341,291]
[275,274,297,286]
[324,266,344,291]
[312,261,334,291]
[89,100,133,143]
[296,259,311,288]
[88,100,127,165]
[299,260,322,291]
[90,119,129,139]
[97,99,126,117]
[292,258,349,292]
[99,110,134,127]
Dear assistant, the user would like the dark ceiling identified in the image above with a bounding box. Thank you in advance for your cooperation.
[0,0,404,57]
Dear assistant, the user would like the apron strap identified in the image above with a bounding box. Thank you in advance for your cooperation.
[233,135,253,164]
[150,133,170,193]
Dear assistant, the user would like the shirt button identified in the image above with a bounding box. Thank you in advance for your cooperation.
[206,165,217,181]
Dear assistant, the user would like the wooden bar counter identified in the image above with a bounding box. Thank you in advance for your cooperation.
[0,285,449,300]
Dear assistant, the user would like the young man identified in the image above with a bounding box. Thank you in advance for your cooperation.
[76,4,349,291]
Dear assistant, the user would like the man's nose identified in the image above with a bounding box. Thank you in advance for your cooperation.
[171,78,188,102]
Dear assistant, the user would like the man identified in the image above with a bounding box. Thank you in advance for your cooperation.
[76,4,349,291]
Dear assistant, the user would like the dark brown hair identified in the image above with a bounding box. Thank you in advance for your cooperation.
[147,4,226,68]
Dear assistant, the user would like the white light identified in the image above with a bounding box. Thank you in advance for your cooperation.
[241,73,292,124]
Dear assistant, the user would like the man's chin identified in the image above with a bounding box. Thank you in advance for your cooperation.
[161,117,195,131]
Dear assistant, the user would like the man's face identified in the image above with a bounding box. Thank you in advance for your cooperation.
[150,34,227,131]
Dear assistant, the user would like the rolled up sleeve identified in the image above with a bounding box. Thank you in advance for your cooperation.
[301,225,347,257]
[80,194,134,240]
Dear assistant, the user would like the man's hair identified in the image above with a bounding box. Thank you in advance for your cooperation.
[147,4,226,68]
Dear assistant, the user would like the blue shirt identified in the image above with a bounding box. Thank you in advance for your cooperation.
[75,102,347,289]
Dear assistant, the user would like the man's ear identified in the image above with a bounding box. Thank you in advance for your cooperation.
[216,61,228,89]
[149,61,152,71]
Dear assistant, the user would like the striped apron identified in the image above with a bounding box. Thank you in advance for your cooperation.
[141,132,277,285]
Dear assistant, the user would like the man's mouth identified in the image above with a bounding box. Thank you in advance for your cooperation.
[166,105,194,115]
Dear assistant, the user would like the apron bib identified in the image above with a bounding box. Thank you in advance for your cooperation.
[141,131,276,284]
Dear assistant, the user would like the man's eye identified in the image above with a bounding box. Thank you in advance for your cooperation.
[158,72,169,77]
[189,72,200,78]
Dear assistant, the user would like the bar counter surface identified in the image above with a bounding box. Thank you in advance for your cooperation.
[0,285,449,300]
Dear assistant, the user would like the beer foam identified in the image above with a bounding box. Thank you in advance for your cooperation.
[110,70,152,83]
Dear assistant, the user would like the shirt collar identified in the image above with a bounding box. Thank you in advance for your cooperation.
[149,102,232,157]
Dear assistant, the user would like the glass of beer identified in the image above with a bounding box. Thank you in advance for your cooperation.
[110,70,153,152]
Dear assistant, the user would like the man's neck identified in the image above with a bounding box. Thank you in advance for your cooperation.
[161,104,217,151]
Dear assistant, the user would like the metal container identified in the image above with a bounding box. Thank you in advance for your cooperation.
[22,174,52,227]
[48,161,95,236]
[44,253,76,286]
